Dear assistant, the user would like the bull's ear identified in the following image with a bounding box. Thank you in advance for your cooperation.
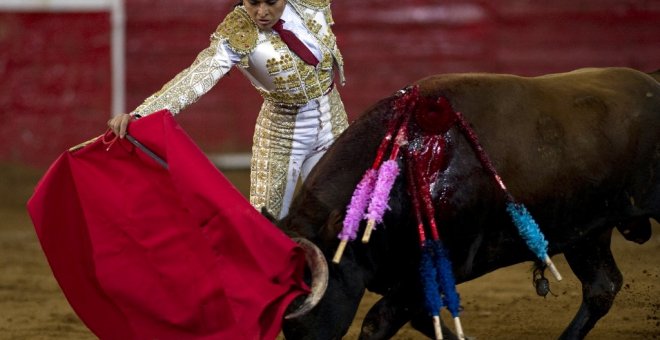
[321,209,343,241]
[261,206,278,224]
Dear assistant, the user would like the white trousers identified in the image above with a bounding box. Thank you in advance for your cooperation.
[250,88,348,219]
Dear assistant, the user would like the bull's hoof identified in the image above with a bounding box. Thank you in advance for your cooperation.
[532,267,557,298]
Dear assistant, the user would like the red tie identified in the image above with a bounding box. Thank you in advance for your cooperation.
[272,20,319,66]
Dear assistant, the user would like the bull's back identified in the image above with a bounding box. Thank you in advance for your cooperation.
[416,67,660,202]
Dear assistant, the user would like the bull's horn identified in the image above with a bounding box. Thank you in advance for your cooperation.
[285,238,329,319]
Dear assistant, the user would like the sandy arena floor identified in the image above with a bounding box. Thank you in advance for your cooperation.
[1,164,658,339]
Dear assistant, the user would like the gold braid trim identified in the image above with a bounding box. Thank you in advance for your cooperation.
[213,6,258,55]
[292,0,331,10]
[68,135,102,152]
[328,87,349,138]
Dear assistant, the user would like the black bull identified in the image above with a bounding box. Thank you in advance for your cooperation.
[278,67,660,339]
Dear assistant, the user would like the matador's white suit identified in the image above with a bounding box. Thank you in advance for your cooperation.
[130,0,348,219]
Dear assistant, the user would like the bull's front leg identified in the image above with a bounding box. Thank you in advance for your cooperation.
[359,285,460,340]
[560,228,623,339]
[359,287,415,340]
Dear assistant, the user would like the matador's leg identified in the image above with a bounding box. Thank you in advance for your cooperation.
[250,102,298,219]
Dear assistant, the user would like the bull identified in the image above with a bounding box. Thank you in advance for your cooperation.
[278,67,660,339]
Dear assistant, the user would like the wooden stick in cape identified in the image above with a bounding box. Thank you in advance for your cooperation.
[125,134,168,169]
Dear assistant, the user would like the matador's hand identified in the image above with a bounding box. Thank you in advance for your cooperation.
[107,113,133,139]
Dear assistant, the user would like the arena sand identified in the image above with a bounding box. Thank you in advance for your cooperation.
[1,165,657,339]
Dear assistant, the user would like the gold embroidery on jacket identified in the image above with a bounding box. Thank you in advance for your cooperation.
[293,0,331,10]
[266,54,295,75]
[259,31,334,106]
[288,0,344,83]
[213,7,258,55]
[268,34,287,50]
[306,19,323,34]
[133,3,343,114]
[320,51,333,70]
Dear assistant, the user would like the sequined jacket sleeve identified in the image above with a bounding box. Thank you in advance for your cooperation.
[130,21,243,117]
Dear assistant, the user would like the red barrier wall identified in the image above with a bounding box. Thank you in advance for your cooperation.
[0,12,111,167]
[2,1,659,167]
[125,0,660,154]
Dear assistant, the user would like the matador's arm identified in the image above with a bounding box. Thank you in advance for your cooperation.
[130,28,242,117]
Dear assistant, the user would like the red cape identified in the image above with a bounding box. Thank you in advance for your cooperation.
[27,110,308,339]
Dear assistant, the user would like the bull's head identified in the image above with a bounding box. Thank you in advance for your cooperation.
[267,94,413,339]
[260,207,330,320]
[265,198,367,339]
[285,238,329,319]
